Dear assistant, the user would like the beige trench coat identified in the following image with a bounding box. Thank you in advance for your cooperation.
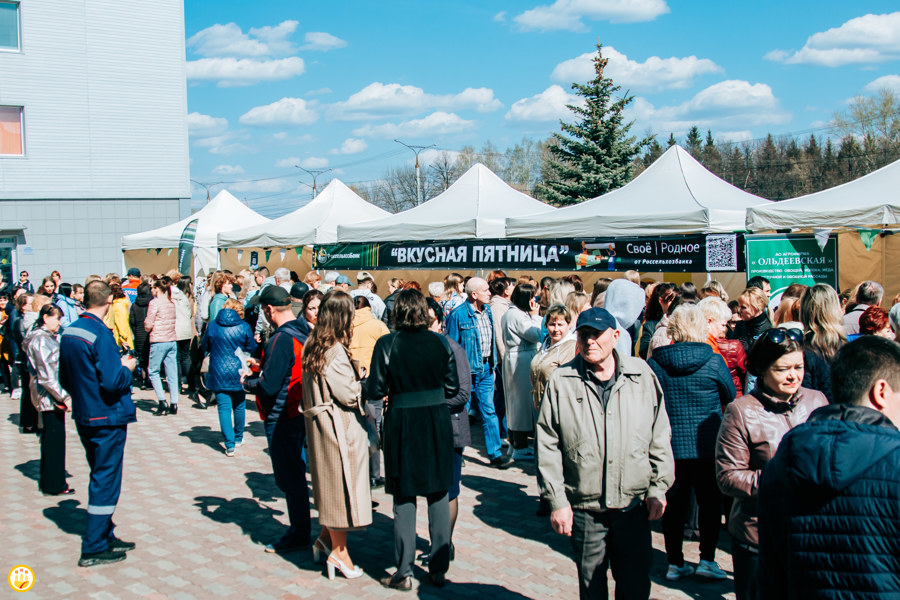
[529,334,577,409]
[301,343,372,530]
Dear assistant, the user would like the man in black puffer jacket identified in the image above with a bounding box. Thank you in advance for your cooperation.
[759,336,900,599]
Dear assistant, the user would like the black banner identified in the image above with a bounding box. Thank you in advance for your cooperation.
[314,234,744,273]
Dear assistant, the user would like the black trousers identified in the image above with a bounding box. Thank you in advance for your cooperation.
[40,409,67,494]
[393,491,450,577]
[662,458,721,565]
[177,339,197,391]
[19,370,38,430]
[571,506,652,600]
[731,538,759,600]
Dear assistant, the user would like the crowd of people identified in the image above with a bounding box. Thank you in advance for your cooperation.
[3,264,899,598]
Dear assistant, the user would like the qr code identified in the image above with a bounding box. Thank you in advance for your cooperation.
[706,234,737,271]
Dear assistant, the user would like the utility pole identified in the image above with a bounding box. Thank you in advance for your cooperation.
[394,139,435,205]
[296,166,332,198]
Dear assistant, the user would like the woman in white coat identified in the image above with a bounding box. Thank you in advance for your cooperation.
[501,283,543,461]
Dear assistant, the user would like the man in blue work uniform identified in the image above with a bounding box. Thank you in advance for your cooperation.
[59,280,137,567]
[243,285,312,553]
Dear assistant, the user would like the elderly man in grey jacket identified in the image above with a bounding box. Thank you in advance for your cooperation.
[537,307,674,600]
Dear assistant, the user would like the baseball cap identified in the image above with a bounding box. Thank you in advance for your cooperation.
[357,270,373,282]
[126,267,141,277]
[575,307,617,333]
[335,274,351,285]
[258,285,292,307]
[290,282,310,300]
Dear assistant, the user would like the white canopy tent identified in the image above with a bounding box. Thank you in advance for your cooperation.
[122,189,269,276]
[218,179,390,248]
[506,145,769,238]
[746,157,900,230]
[337,163,554,242]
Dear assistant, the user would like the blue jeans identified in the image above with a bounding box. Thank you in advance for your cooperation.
[148,341,178,405]
[472,367,502,460]
[215,391,245,451]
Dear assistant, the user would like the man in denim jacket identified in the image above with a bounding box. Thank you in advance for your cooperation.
[445,277,512,469]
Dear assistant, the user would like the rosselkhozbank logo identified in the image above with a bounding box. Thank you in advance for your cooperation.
[316,247,329,265]
[8,565,34,592]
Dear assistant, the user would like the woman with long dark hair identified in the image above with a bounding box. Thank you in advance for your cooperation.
[367,289,459,590]
[25,305,73,495]
[55,283,80,328]
[145,279,178,415]
[301,291,371,581]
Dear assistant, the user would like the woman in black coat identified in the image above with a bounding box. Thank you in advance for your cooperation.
[129,283,152,389]
[366,290,459,591]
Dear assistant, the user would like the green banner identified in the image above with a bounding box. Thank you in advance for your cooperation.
[745,234,838,300]
[177,219,200,276]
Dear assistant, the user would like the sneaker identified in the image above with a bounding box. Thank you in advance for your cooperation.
[695,560,727,580]
[225,448,235,457]
[108,537,136,552]
[78,550,127,567]
[666,564,695,581]
[235,440,243,447]
[10,388,21,400]
[490,456,514,469]
[511,447,535,461]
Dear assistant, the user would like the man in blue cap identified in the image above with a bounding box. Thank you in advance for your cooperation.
[536,307,674,600]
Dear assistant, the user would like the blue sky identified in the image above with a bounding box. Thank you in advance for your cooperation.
[184,1,900,217]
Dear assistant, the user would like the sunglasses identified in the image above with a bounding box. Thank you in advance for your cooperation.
[760,327,803,344]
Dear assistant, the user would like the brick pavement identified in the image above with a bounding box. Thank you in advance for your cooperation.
[1,387,735,599]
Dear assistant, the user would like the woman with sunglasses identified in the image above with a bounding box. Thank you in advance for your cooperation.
[715,327,827,600]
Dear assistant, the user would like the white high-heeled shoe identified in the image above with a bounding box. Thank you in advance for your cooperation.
[312,538,331,563]
[326,554,363,580]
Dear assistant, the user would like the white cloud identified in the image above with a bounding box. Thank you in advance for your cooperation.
[300,157,329,169]
[275,157,300,168]
[352,111,476,138]
[715,131,753,143]
[766,12,900,66]
[419,149,461,165]
[505,85,583,122]
[302,32,347,51]
[330,82,502,120]
[552,47,722,91]
[192,131,253,156]
[306,88,333,96]
[230,179,290,194]
[187,112,228,137]
[514,0,669,31]
[186,57,306,87]
[628,80,791,133]
[335,138,367,154]
[494,11,507,22]
[239,98,318,127]
[187,20,299,58]
[212,165,245,175]
[865,74,900,93]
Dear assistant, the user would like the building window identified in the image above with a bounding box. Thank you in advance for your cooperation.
[0,106,23,155]
[0,1,19,51]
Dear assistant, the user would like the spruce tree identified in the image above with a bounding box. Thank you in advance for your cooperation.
[685,126,703,158]
[538,44,646,206]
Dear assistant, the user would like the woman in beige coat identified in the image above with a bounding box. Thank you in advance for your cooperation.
[301,290,372,581]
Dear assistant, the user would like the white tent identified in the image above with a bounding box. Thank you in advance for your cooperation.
[122,189,269,276]
[506,145,769,238]
[337,163,554,242]
[218,179,390,248]
[746,157,900,230]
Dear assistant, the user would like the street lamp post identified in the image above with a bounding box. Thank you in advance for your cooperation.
[394,139,435,205]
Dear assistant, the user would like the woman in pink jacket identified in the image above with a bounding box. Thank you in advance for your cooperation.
[145,278,178,415]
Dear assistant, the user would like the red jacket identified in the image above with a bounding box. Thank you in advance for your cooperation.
[716,338,747,399]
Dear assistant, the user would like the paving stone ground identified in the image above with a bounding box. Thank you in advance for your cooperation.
[1,387,736,599]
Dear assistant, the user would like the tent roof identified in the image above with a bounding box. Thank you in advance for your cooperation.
[506,145,769,238]
[746,157,900,230]
[217,179,390,248]
[122,190,269,250]
[337,163,554,242]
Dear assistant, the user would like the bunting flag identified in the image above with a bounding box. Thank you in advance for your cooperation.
[859,229,879,251]
[237,250,243,262]
[279,248,286,262]
[813,229,831,251]
[265,250,272,262]
[177,218,200,276]
[155,248,162,256]
[295,247,303,259]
